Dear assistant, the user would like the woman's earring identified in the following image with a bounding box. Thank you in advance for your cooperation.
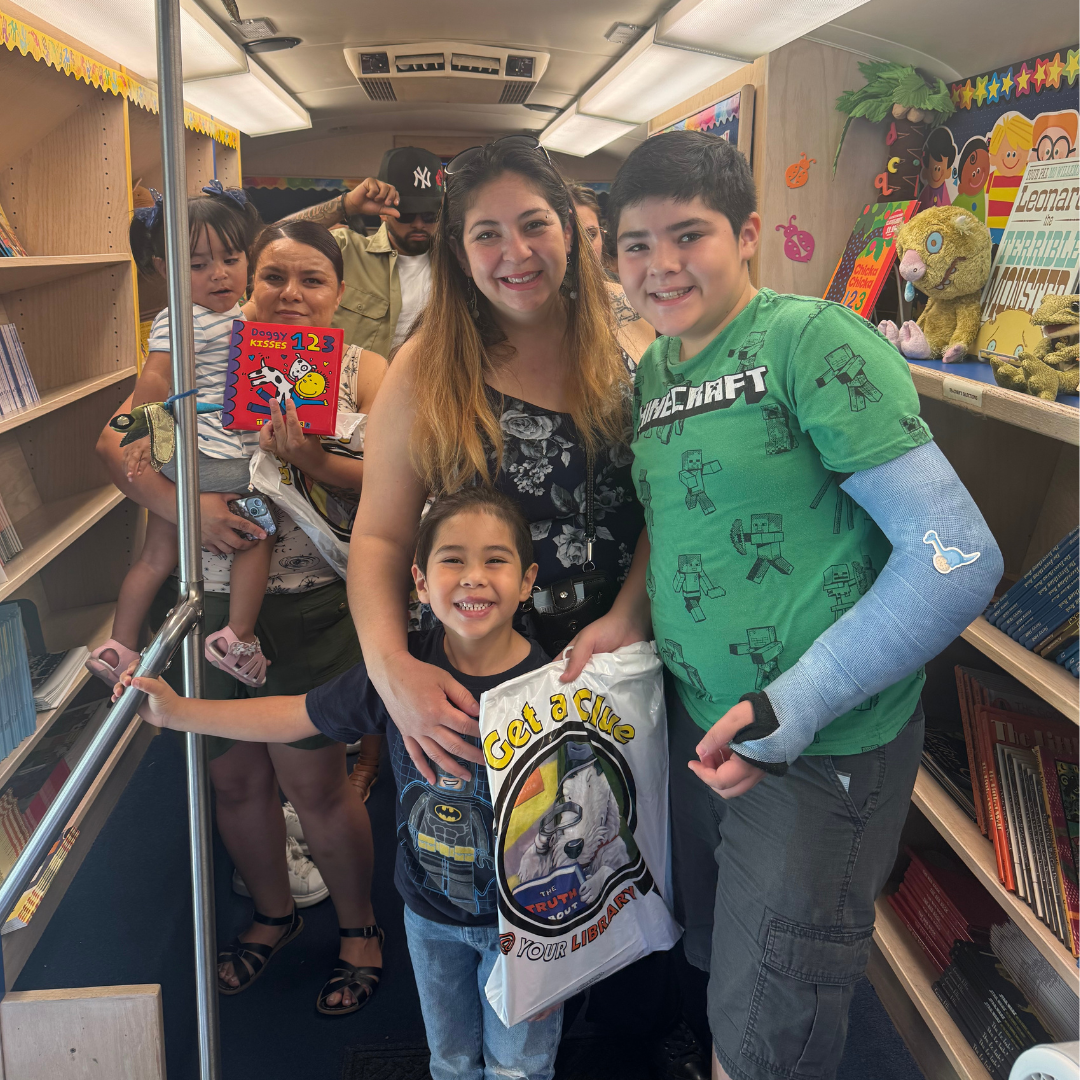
[466,278,480,320]
[561,252,579,301]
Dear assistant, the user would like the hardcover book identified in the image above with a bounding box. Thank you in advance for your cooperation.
[222,320,343,437]
[823,200,920,318]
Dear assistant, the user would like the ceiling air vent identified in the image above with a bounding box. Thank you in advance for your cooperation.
[359,78,397,102]
[344,42,549,105]
[499,82,534,105]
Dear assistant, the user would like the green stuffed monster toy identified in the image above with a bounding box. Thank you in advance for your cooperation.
[878,205,992,363]
[990,293,1080,401]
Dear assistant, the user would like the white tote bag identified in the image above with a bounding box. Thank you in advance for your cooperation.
[481,641,682,1027]
[248,412,366,579]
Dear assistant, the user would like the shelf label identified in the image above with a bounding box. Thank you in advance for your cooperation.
[942,377,983,411]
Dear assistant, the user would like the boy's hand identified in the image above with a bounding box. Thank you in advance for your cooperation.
[559,610,650,683]
[688,700,767,799]
[112,662,181,728]
[122,436,152,481]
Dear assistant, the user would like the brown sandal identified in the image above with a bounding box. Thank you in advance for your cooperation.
[218,907,303,996]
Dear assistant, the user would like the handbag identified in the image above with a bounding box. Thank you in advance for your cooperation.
[525,448,617,657]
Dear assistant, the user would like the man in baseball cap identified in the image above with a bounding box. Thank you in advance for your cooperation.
[276,146,445,360]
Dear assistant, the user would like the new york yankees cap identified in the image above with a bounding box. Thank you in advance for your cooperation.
[377,147,445,212]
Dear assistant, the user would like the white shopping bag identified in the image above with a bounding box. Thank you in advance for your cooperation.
[481,641,682,1027]
[248,412,366,579]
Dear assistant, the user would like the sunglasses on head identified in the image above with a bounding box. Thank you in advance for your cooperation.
[394,211,438,224]
[444,134,553,179]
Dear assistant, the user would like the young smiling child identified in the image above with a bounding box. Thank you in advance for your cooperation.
[563,131,1002,1080]
[116,487,564,1080]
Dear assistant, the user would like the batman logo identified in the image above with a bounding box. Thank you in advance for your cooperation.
[434,804,462,823]
[499,932,515,955]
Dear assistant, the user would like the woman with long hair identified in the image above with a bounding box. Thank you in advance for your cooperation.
[350,136,644,782]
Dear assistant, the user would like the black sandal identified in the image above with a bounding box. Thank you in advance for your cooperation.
[316,925,385,1016]
[218,907,304,996]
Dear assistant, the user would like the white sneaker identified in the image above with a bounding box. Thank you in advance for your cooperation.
[232,835,329,908]
[282,801,308,855]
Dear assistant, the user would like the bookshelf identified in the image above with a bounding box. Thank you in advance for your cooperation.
[0,6,240,989]
[865,363,1080,1072]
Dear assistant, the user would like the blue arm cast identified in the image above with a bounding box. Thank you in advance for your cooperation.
[733,441,1002,768]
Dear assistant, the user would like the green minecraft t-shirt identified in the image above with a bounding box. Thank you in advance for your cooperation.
[633,289,929,756]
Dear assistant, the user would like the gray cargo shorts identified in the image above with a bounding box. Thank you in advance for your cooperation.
[667,678,923,1080]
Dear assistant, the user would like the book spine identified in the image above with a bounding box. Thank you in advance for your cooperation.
[989,530,1076,626]
[955,668,988,836]
[997,746,1033,905]
[978,709,1016,890]
[1023,579,1080,650]
[1033,746,1080,957]
[995,533,1077,630]
[1004,550,1077,639]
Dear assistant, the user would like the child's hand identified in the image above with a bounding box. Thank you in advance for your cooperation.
[122,436,152,481]
[112,662,181,729]
[688,700,767,800]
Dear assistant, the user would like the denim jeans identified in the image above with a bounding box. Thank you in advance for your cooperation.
[403,906,563,1080]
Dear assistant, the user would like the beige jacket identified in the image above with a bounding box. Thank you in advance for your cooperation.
[330,223,401,357]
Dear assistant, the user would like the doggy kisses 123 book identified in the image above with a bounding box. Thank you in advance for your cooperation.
[222,321,343,437]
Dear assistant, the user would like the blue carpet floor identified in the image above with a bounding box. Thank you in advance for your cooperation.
[14,728,926,1080]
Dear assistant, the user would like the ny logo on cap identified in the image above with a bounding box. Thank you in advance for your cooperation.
[413,165,431,189]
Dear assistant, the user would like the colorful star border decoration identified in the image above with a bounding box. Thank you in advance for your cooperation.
[947,49,1078,109]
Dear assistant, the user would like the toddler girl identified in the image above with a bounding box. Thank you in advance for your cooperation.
[87,184,274,687]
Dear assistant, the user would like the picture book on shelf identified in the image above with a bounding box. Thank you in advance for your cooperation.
[823,199,920,318]
[222,321,343,437]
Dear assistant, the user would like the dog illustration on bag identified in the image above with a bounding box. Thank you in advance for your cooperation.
[512,743,632,918]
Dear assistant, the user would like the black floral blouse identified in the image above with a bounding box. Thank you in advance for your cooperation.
[484,385,644,590]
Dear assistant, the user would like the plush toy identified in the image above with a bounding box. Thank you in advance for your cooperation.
[878,206,992,363]
[109,398,222,470]
[989,293,1080,401]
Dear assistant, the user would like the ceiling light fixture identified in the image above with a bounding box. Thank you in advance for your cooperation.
[183,58,311,136]
[655,0,875,61]
[579,25,742,126]
[243,36,301,54]
[539,103,637,158]
[15,0,246,81]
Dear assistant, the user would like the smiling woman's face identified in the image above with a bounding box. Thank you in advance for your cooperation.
[458,171,573,319]
[251,239,344,327]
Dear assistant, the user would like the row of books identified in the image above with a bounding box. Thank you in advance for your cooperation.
[953,665,1080,957]
[0,490,22,567]
[0,204,27,257]
[0,323,39,419]
[984,527,1079,677]
[0,604,38,760]
[888,848,1077,1080]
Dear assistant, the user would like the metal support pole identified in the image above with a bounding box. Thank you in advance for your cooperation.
[154,1,220,1076]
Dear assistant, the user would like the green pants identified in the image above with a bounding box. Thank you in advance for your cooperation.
[151,578,361,760]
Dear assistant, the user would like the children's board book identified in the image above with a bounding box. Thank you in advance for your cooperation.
[222,321,343,437]
[823,200,921,318]
[976,158,1079,363]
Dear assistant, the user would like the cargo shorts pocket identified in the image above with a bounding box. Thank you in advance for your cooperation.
[740,916,873,1079]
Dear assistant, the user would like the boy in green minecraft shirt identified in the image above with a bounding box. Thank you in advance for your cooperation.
[563,131,1000,1080]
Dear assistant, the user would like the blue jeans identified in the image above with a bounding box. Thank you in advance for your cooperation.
[403,906,563,1080]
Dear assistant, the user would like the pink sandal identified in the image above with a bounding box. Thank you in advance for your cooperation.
[204,628,269,687]
[85,639,141,688]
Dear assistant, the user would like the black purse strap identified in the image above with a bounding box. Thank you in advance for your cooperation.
[584,446,596,571]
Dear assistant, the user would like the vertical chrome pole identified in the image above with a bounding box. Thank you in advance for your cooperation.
[154,1,221,1077]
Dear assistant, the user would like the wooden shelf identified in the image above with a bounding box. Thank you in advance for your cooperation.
[913,767,1080,989]
[0,255,131,295]
[0,367,136,436]
[961,616,1079,724]
[910,362,1079,446]
[872,897,992,1080]
[0,487,126,602]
